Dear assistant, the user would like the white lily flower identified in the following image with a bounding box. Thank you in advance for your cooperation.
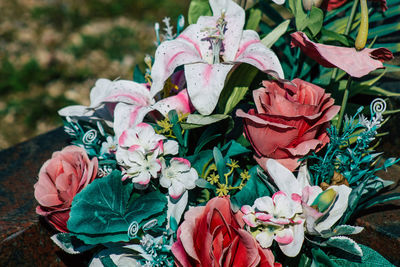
[159,158,198,199]
[118,123,166,154]
[58,78,193,138]
[150,0,284,115]
[242,192,305,257]
[266,159,352,235]
[116,149,161,185]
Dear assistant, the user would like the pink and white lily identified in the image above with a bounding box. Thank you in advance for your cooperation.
[266,159,352,235]
[241,192,305,257]
[159,158,198,199]
[58,78,193,138]
[150,0,284,115]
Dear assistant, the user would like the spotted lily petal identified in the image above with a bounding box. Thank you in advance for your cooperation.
[185,63,233,115]
[233,30,284,79]
[150,29,205,97]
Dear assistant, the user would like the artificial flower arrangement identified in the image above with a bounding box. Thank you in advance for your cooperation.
[34,0,400,266]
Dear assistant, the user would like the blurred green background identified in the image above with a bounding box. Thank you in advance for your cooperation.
[0,0,189,149]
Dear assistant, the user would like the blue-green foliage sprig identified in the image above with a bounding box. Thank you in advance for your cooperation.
[306,99,400,224]
[62,117,118,176]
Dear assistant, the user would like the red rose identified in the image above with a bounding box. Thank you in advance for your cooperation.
[237,79,340,171]
[172,196,280,267]
[34,145,98,232]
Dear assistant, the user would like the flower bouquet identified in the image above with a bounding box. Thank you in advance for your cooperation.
[34,0,400,266]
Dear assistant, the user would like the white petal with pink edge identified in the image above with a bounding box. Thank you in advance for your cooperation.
[185,62,233,115]
[278,220,305,257]
[233,30,284,79]
[150,36,204,97]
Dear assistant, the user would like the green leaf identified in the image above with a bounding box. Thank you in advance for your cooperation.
[223,86,248,114]
[187,149,214,177]
[50,233,95,254]
[320,28,354,47]
[358,193,400,210]
[68,171,167,244]
[221,140,251,158]
[245,8,262,30]
[320,225,364,238]
[330,244,395,266]
[181,114,230,129]
[311,247,337,267]
[217,64,259,113]
[288,0,307,31]
[230,166,271,212]
[188,0,212,24]
[326,236,363,256]
[133,65,146,83]
[306,7,324,37]
[261,19,290,48]
[213,147,227,182]
[195,178,216,190]
[168,110,184,145]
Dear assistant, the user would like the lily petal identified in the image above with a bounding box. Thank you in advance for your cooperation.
[256,231,274,248]
[278,221,305,257]
[153,89,194,116]
[113,103,153,138]
[185,62,233,115]
[314,185,351,232]
[234,30,284,79]
[150,36,204,97]
[266,159,302,195]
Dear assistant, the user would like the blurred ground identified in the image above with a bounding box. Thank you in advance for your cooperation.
[0,0,188,149]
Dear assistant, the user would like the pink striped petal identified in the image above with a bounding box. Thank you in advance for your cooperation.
[234,30,284,79]
[278,221,305,257]
[185,62,234,115]
[113,103,153,138]
[153,89,194,116]
[150,35,204,97]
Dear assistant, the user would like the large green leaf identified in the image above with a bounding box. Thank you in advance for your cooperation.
[68,171,167,244]
[330,244,395,266]
[188,0,212,24]
[306,7,324,37]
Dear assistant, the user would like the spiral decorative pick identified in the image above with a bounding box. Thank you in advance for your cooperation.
[82,129,98,145]
[128,221,139,239]
[370,98,386,117]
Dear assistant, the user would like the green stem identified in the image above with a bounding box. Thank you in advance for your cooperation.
[336,76,352,132]
[330,0,359,83]
[290,48,301,80]
[344,0,360,35]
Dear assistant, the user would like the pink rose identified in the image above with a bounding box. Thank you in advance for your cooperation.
[34,145,98,232]
[172,196,280,267]
[237,79,340,171]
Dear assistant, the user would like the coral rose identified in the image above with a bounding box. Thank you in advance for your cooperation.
[171,196,280,267]
[34,145,98,232]
[237,79,340,171]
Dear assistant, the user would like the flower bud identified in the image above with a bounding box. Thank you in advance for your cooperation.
[312,188,337,213]
[303,0,323,11]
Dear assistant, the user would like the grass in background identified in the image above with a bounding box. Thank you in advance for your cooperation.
[0,0,188,149]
